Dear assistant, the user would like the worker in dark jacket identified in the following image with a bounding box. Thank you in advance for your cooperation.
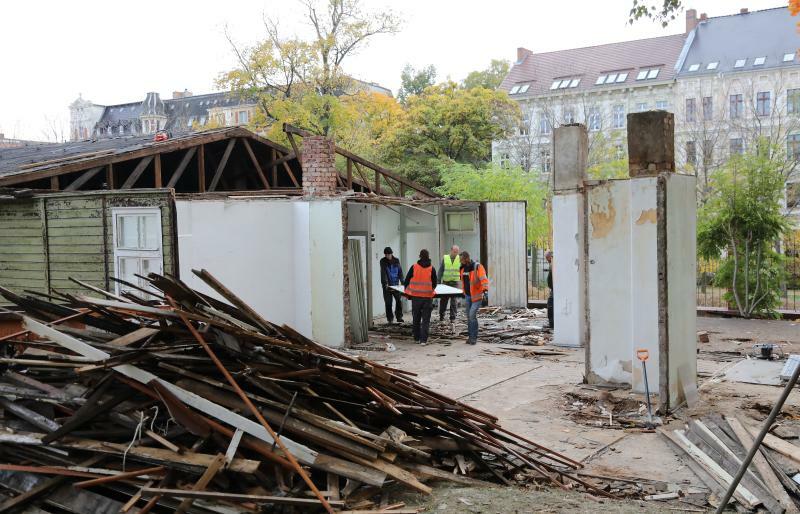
[545,250,554,331]
[403,249,438,345]
[379,247,404,324]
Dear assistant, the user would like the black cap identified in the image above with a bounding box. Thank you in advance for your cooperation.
[383,247,393,255]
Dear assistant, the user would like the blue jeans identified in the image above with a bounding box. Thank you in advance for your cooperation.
[465,298,481,340]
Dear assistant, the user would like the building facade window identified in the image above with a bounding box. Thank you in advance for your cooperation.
[520,152,531,171]
[237,110,249,124]
[520,112,530,136]
[685,98,696,122]
[686,141,697,165]
[112,208,163,297]
[788,89,800,114]
[655,100,668,110]
[539,114,551,135]
[756,91,771,116]
[730,94,743,119]
[729,138,744,156]
[499,152,510,168]
[702,96,713,121]
[540,148,552,173]
[563,108,575,125]
[615,144,625,160]
[612,105,625,129]
[636,102,648,112]
[587,107,601,131]
[787,182,800,209]
[788,134,800,160]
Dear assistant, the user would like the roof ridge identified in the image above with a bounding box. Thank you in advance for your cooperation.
[524,32,685,58]
[704,5,788,22]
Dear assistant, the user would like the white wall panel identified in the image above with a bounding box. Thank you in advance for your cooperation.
[552,194,584,347]
[484,202,527,307]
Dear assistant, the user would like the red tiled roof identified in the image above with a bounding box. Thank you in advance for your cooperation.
[501,33,688,97]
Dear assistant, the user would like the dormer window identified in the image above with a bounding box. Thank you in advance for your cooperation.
[519,84,530,93]
[510,85,521,94]
[569,78,580,88]
[550,81,560,90]
[595,75,607,85]
[636,68,661,80]
[784,53,795,63]
[753,56,766,66]
[688,63,700,72]
[707,62,719,70]
[647,68,659,79]
[734,59,746,68]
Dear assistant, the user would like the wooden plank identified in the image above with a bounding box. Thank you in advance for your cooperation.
[744,423,800,465]
[271,148,278,185]
[198,144,205,192]
[120,156,154,189]
[21,316,320,466]
[73,466,164,489]
[166,146,197,188]
[728,417,799,514]
[401,462,500,488]
[282,160,300,187]
[140,488,345,507]
[241,138,270,189]
[661,429,760,509]
[0,398,60,432]
[340,452,431,495]
[49,176,59,190]
[174,453,226,514]
[346,158,353,189]
[154,154,162,187]
[64,166,103,191]
[208,138,236,192]
[108,326,159,347]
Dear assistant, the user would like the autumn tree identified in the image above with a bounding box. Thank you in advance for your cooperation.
[383,82,520,187]
[218,0,400,136]
[462,60,510,90]
[397,64,437,104]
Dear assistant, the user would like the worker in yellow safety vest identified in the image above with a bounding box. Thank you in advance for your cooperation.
[403,249,438,345]
[437,245,461,323]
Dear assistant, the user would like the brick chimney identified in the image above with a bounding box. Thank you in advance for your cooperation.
[301,136,338,196]
[685,9,698,33]
[172,89,193,99]
[700,12,707,21]
[627,111,675,177]
[740,7,749,14]
[516,47,530,64]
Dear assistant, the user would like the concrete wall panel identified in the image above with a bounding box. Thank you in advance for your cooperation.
[484,202,527,307]
[552,194,584,347]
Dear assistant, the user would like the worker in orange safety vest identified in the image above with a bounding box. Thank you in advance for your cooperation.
[402,249,438,345]
[460,251,489,345]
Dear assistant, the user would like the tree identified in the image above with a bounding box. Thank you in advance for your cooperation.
[462,60,510,91]
[397,64,437,104]
[218,0,400,135]
[698,144,791,317]
[384,82,520,187]
[436,162,550,244]
[628,0,682,26]
[587,131,628,179]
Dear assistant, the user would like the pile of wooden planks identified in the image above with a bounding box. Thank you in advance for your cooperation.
[661,415,800,512]
[0,270,609,513]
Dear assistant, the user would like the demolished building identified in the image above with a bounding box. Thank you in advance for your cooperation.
[0,125,527,347]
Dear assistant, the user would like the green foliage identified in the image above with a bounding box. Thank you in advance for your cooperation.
[587,132,628,179]
[436,162,550,244]
[629,0,683,26]
[383,82,520,187]
[398,64,437,104]
[462,60,510,90]
[698,144,790,317]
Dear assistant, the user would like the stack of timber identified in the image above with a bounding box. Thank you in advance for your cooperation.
[0,270,610,513]
[661,415,800,512]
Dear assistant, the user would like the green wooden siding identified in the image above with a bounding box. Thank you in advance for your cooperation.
[0,199,47,292]
[0,191,175,303]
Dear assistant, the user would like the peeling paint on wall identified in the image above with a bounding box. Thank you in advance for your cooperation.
[589,187,616,239]
[635,208,658,225]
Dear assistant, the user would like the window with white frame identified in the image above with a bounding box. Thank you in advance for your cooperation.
[112,208,163,297]
[540,148,552,174]
[636,102,648,112]
[587,107,601,131]
[612,104,625,129]
[655,100,668,110]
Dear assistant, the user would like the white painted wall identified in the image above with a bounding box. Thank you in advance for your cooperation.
[370,205,403,317]
[665,174,697,405]
[629,178,659,394]
[440,206,480,260]
[552,193,585,347]
[176,198,346,347]
[587,181,632,384]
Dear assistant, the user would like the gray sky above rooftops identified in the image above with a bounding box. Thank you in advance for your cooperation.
[0,0,788,141]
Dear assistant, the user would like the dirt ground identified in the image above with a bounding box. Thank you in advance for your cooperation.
[359,312,800,513]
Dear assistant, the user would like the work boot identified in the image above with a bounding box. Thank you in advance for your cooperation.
[419,340,427,346]
[397,318,404,323]
[467,338,476,345]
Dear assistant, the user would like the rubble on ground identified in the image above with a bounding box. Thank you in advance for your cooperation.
[0,272,607,513]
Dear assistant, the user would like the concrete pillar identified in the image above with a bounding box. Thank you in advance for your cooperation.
[301,136,338,196]
[552,124,588,347]
[627,111,675,177]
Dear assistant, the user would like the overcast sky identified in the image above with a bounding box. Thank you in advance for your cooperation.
[0,0,788,141]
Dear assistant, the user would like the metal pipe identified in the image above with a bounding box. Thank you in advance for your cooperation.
[714,358,800,513]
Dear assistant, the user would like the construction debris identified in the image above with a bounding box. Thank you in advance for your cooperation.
[564,389,662,430]
[0,270,610,512]
[661,415,800,512]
